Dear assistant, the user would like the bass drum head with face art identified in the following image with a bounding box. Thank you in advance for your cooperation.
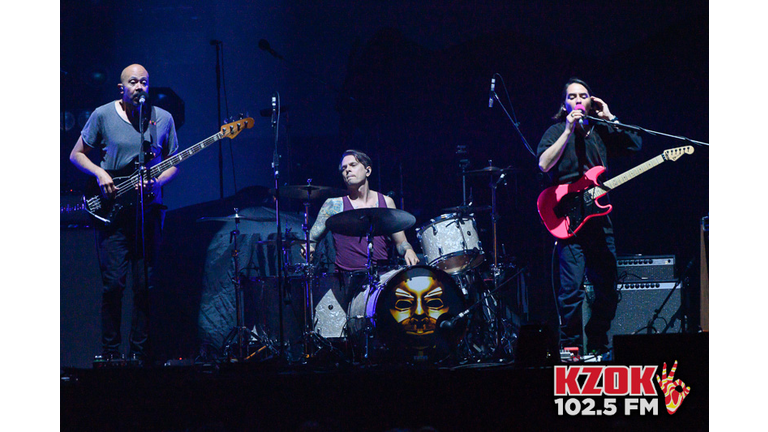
[348,265,467,364]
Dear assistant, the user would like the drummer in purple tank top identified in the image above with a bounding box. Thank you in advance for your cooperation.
[303,149,420,270]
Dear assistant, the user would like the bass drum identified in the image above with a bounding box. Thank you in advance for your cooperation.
[347,265,467,364]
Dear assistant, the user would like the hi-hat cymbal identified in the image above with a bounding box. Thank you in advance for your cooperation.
[326,208,416,237]
[271,184,348,200]
[197,215,274,223]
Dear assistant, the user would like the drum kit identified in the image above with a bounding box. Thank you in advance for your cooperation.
[200,164,524,366]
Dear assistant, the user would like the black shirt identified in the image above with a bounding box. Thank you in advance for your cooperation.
[537,121,642,185]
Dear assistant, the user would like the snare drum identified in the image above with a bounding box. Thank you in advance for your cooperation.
[347,265,467,363]
[417,214,484,274]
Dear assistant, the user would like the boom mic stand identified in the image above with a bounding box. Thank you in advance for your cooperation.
[585,115,709,147]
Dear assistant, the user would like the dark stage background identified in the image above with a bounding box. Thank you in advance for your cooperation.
[60,1,708,367]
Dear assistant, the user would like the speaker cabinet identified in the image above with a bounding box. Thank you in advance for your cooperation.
[583,282,682,347]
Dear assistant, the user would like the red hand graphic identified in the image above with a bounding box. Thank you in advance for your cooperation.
[656,360,691,414]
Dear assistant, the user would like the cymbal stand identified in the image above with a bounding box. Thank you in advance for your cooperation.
[487,161,507,357]
[298,181,321,360]
[221,209,256,362]
[362,227,378,362]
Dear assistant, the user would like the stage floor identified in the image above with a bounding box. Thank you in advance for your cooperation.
[61,333,708,432]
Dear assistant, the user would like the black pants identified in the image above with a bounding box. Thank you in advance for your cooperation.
[556,219,618,353]
[95,206,163,357]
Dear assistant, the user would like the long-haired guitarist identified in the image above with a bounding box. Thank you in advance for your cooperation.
[536,78,641,357]
[69,64,179,365]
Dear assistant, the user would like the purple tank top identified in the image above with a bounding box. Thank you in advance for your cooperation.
[333,192,391,271]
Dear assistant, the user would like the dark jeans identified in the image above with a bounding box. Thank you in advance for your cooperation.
[95,206,163,357]
[556,219,618,353]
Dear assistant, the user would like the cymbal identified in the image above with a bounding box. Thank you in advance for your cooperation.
[254,238,306,246]
[463,166,523,176]
[326,208,416,237]
[197,215,274,223]
[271,184,348,200]
[463,166,502,176]
[442,205,492,214]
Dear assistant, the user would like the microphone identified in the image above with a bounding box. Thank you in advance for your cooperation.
[438,309,471,330]
[574,103,587,126]
[258,39,284,60]
[137,91,149,105]
[488,77,496,108]
[271,95,277,126]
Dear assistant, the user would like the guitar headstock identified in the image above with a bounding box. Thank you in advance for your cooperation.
[663,146,694,162]
[220,116,255,139]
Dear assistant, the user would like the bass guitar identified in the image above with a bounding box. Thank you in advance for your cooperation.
[537,146,694,239]
[83,117,254,226]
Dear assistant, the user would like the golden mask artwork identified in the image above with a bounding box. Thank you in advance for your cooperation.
[389,274,449,336]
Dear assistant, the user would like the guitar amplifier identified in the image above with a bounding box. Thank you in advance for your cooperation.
[616,254,676,284]
[583,255,681,348]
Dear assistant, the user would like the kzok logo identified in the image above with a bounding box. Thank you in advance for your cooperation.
[656,361,692,414]
[553,360,691,416]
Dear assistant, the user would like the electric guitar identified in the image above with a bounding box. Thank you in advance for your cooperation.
[537,146,694,239]
[83,117,254,226]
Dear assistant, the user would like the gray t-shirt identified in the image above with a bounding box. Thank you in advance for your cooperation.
[81,101,179,172]
[81,101,179,205]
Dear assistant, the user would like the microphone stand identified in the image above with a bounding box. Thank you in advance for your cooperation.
[489,76,535,157]
[271,92,286,361]
[585,115,709,147]
[135,98,151,361]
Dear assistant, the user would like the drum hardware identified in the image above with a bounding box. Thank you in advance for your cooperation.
[197,209,271,362]
[457,152,470,207]
[326,207,417,361]
[451,266,525,362]
[279,179,352,362]
[464,161,517,351]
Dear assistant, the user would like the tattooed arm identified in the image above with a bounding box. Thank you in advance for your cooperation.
[304,197,343,257]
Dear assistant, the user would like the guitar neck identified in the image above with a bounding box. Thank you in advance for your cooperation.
[590,154,666,198]
[149,132,223,179]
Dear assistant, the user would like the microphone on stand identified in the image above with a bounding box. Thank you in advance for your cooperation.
[137,91,148,105]
[488,77,496,108]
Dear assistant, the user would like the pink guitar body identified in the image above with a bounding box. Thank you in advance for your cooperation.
[536,146,694,239]
[537,166,611,239]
